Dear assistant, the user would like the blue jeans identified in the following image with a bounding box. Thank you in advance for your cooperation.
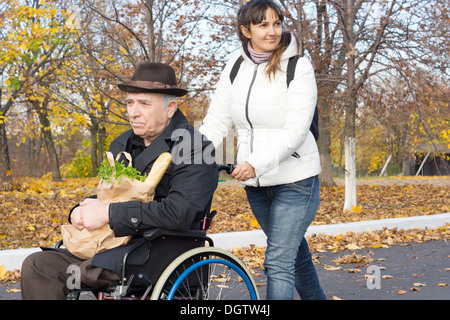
[245,175,326,300]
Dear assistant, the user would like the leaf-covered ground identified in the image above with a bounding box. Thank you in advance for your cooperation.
[0,176,449,283]
[0,176,448,250]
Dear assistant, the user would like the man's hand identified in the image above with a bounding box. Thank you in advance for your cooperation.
[232,162,255,181]
[71,199,110,232]
[70,206,84,231]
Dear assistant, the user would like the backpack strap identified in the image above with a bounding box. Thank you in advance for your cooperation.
[229,56,244,84]
[286,55,300,88]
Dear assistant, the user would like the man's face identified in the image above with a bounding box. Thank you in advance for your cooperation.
[126,92,176,146]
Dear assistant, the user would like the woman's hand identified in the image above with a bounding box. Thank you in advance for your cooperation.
[232,162,256,181]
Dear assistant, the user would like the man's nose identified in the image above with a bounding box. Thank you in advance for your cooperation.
[127,104,140,118]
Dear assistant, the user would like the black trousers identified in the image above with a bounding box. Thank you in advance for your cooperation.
[21,250,120,300]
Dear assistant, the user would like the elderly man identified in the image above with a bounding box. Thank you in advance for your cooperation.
[21,62,218,299]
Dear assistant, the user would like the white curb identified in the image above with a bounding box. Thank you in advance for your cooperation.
[210,212,450,250]
[1,212,449,271]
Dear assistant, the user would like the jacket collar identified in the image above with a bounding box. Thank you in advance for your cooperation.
[117,109,189,173]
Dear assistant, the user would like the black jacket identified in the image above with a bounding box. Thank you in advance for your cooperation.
[107,109,218,236]
[58,109,218,275]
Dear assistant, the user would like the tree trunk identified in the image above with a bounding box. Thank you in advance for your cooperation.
[317,100,336,186]
[342,0,357,212]
[98,126,106,169]
[0,122,11,181]
[343,92,358,211]
[35,103,62,182]
[89,119,99,177]
[344,135,357,211]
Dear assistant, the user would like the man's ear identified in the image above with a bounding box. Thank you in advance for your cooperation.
[167,100,177,118]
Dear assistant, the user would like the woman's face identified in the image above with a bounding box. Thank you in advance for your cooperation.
[240,7,282,53]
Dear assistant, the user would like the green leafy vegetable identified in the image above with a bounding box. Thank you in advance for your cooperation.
[97,158,147,183]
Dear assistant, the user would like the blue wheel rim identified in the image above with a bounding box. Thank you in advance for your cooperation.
[167,258,257,300]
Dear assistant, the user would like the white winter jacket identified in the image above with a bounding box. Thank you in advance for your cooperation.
[200,36,321,187]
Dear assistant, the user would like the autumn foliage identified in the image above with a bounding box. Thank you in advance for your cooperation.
[0,176,448,250]
[0,0,449,285]
[0,176,449,284]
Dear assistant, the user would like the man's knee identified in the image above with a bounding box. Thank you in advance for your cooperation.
[21,251,74,300]
[21,251,44,277]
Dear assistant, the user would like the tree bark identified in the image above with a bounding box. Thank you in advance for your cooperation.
[317,99,336,186]
[89,116,99,177]
[342,0,357,211]
[35,101,63,182]
[344,135,357,211]
[0,122,11,181]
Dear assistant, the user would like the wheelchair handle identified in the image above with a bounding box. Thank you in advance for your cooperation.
[218,164,235,174]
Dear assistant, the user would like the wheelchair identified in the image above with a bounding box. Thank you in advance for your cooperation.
[60,164,260,300]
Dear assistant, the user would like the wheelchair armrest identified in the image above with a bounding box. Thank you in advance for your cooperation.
[143,228,213,246]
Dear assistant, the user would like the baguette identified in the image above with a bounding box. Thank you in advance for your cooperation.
[145,152,172,187]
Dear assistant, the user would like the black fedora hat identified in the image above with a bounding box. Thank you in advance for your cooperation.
[118,62,188,97]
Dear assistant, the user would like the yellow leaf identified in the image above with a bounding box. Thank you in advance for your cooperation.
[0,265,6,279]
[27,225,35,231]
[351,205,362,213]
[250,218,259,228]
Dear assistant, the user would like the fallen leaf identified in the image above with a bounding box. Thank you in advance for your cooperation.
[0,265,6,279]
[413,282,426,287]
[346,268,361,273]
[346,243,361,250]
[250,218,259,228]
[323,265,342,271]
[397,290,406,295]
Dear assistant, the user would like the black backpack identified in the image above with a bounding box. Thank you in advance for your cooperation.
[229,55,319,141]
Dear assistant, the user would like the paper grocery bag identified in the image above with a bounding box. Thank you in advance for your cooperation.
[61,151,172,260]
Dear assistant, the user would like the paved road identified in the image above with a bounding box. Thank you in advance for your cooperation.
[303,239,449,300]
[1,240,448,300]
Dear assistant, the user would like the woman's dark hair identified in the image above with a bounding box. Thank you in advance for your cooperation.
[237,0,298,80]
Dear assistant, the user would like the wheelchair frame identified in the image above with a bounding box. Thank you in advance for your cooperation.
[63,164,260,300]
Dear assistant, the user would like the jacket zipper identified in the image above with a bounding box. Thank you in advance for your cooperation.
[245,64,258,153]
[245,64,260,187]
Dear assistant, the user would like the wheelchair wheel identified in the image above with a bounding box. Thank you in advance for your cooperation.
[150,246,260,300]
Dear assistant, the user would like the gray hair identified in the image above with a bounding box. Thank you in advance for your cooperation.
[162,95,177,108]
